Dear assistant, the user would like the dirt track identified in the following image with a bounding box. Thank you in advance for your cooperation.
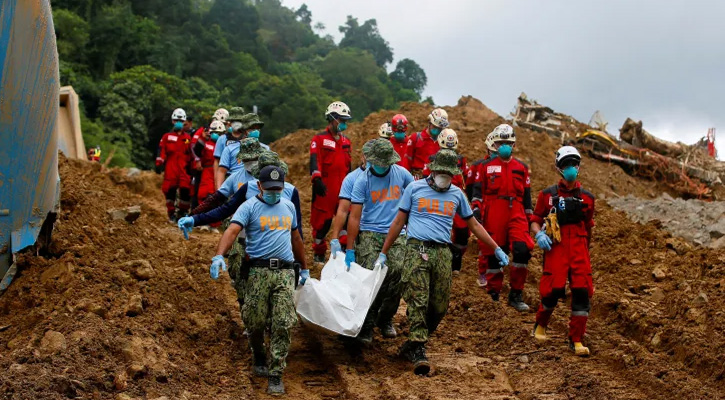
[1,98,723,399]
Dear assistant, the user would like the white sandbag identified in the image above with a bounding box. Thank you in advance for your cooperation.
[295,252,387,337]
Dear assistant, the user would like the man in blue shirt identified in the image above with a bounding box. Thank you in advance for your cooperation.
[329,139,374,257]
[217,113,266,187]
[376,149,509,375]
[214,107,244,188]
[210,165,308,395]
[345,139,414,343]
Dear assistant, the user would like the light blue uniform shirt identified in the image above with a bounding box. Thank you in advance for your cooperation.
[231,197,298,261]
[398,179,473,243]
[219,140,242,173]
[339,166,366,201]
[213,134,228,159]
[218,167,255,198]
[351,165,414,234]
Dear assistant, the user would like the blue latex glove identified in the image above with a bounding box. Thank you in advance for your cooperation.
[494,247,509,267]
[178,216,194,240]
[299,269,310,285]
[210,255,227,280]
[373,253,387,269]
[345,249,356,270]
[535,230,553,252]
[330,239,341,259]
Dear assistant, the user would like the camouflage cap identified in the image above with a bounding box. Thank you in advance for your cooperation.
[365,138,400,167]
[240,113,264,129]
[427,149,461,175]
[228,107,246,122]
[249,150,289,179]
[236,138,264,161]
[362,140,375,159]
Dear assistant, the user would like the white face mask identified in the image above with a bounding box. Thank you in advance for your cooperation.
[433,174,452,189]
[243,160,258,172]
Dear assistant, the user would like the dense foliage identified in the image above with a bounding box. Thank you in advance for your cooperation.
[52,0,429,168]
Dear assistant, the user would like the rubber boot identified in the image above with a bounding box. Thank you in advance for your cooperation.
[488,291,500,302]
[378,321,397,339]
[252,350,268,377]
[267,375,285,395]
[411,343,431,375]
[508,290,530,312]
[356,326,373,345]
[570,340,590,357]
[450,246,463,276]
[533,323,548,344]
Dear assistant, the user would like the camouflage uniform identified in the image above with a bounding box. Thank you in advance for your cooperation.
[401,240,453,343]
[242,268,297,376]
[356,231,407,329]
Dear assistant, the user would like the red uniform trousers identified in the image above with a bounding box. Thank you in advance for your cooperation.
[535,226,593,342]
[158,132,193,218]
[478,199,534,293]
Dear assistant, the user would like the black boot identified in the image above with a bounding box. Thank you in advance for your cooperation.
[252,351,268,377]
[450,246,463,275]
[488,291,500,302]
[378,321,397,339]
[356,326,373,345]
[508,290,530,312]
[267,375,285,395]
[411,343,431,375]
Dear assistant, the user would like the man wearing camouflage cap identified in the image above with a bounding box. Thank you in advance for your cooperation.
[214,106,244,186]
[216,112,265,187]
[376,149,509,375]
[178,150,303,304]
[345,139,414,344]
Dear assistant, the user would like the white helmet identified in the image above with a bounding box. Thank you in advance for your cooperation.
[213,108,229,122]
[485,132,497,152]
[325,101,352,121]
[171,108,187,121]
[209,120,226,133]
[428,108,450,128]
[489,124,516,144]
[437,128,458,150]
[555,146,581,169]
[378,122,392,138]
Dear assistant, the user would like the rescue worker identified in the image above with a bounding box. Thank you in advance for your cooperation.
[389,114,409,167]
[378,122,392,140]
[329,142,373,255]
[424,129,468,275]
[179,150,302,308]
[405,108,449,179]
[345,139,414,343]
[210,165,308,395]
[214,107,243,189]
[468,131,498,287]
[471,124,534,311]
[193,121,224,230]
[530,146,595,357]
[376,149,509,374]
[87,146,101,162]
[156,108,193,222]
[309,101,353,263]
[217,113,264,187]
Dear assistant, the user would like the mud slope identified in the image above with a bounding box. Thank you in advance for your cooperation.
[0,97,722,399]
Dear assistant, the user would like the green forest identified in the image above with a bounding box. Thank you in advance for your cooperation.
[52,0,431,168]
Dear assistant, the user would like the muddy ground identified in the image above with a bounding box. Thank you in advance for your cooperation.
[1,98,723,399]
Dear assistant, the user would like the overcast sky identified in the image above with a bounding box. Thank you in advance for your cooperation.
[283,0,723,157]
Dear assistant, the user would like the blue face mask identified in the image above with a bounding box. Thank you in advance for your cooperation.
[498,144,513,159]
[430,127,441,137]
[248,130,260,140]
[393,132,406,141]
[371,165,389,175]
[337,122,348,132]
[262,190,282,204]
[210,133,220,142]
[227,127,233,133]
[173,121,183,131]
[490,152,498,159]
[562,166,579,182]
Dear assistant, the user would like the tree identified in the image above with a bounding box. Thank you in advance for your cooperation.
[294,4,312,26]
[53,8,90,64]
[390,58,427,96]
[339,16,393,67]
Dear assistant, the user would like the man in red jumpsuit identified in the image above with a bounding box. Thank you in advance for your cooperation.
[194,120,224,205]
[157,108,193,223]
[405,108,449,179]
[389,114,409,167]
[471,124,534,311]
[310,101,353,263]
[530,146,595,357]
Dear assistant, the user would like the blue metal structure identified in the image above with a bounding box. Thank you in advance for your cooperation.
[0,0,60,292]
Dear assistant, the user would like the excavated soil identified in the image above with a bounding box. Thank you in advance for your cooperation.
[1,97,724,399]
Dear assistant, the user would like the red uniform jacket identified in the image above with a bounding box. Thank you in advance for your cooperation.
[390,137,408,168]
[309,128,352,210]
[531,181,595,243]
[157,131,193,186]
[405,128,439,171]
[472,157,533,218]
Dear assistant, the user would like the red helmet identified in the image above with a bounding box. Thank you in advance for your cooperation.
[390,114,409,133]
